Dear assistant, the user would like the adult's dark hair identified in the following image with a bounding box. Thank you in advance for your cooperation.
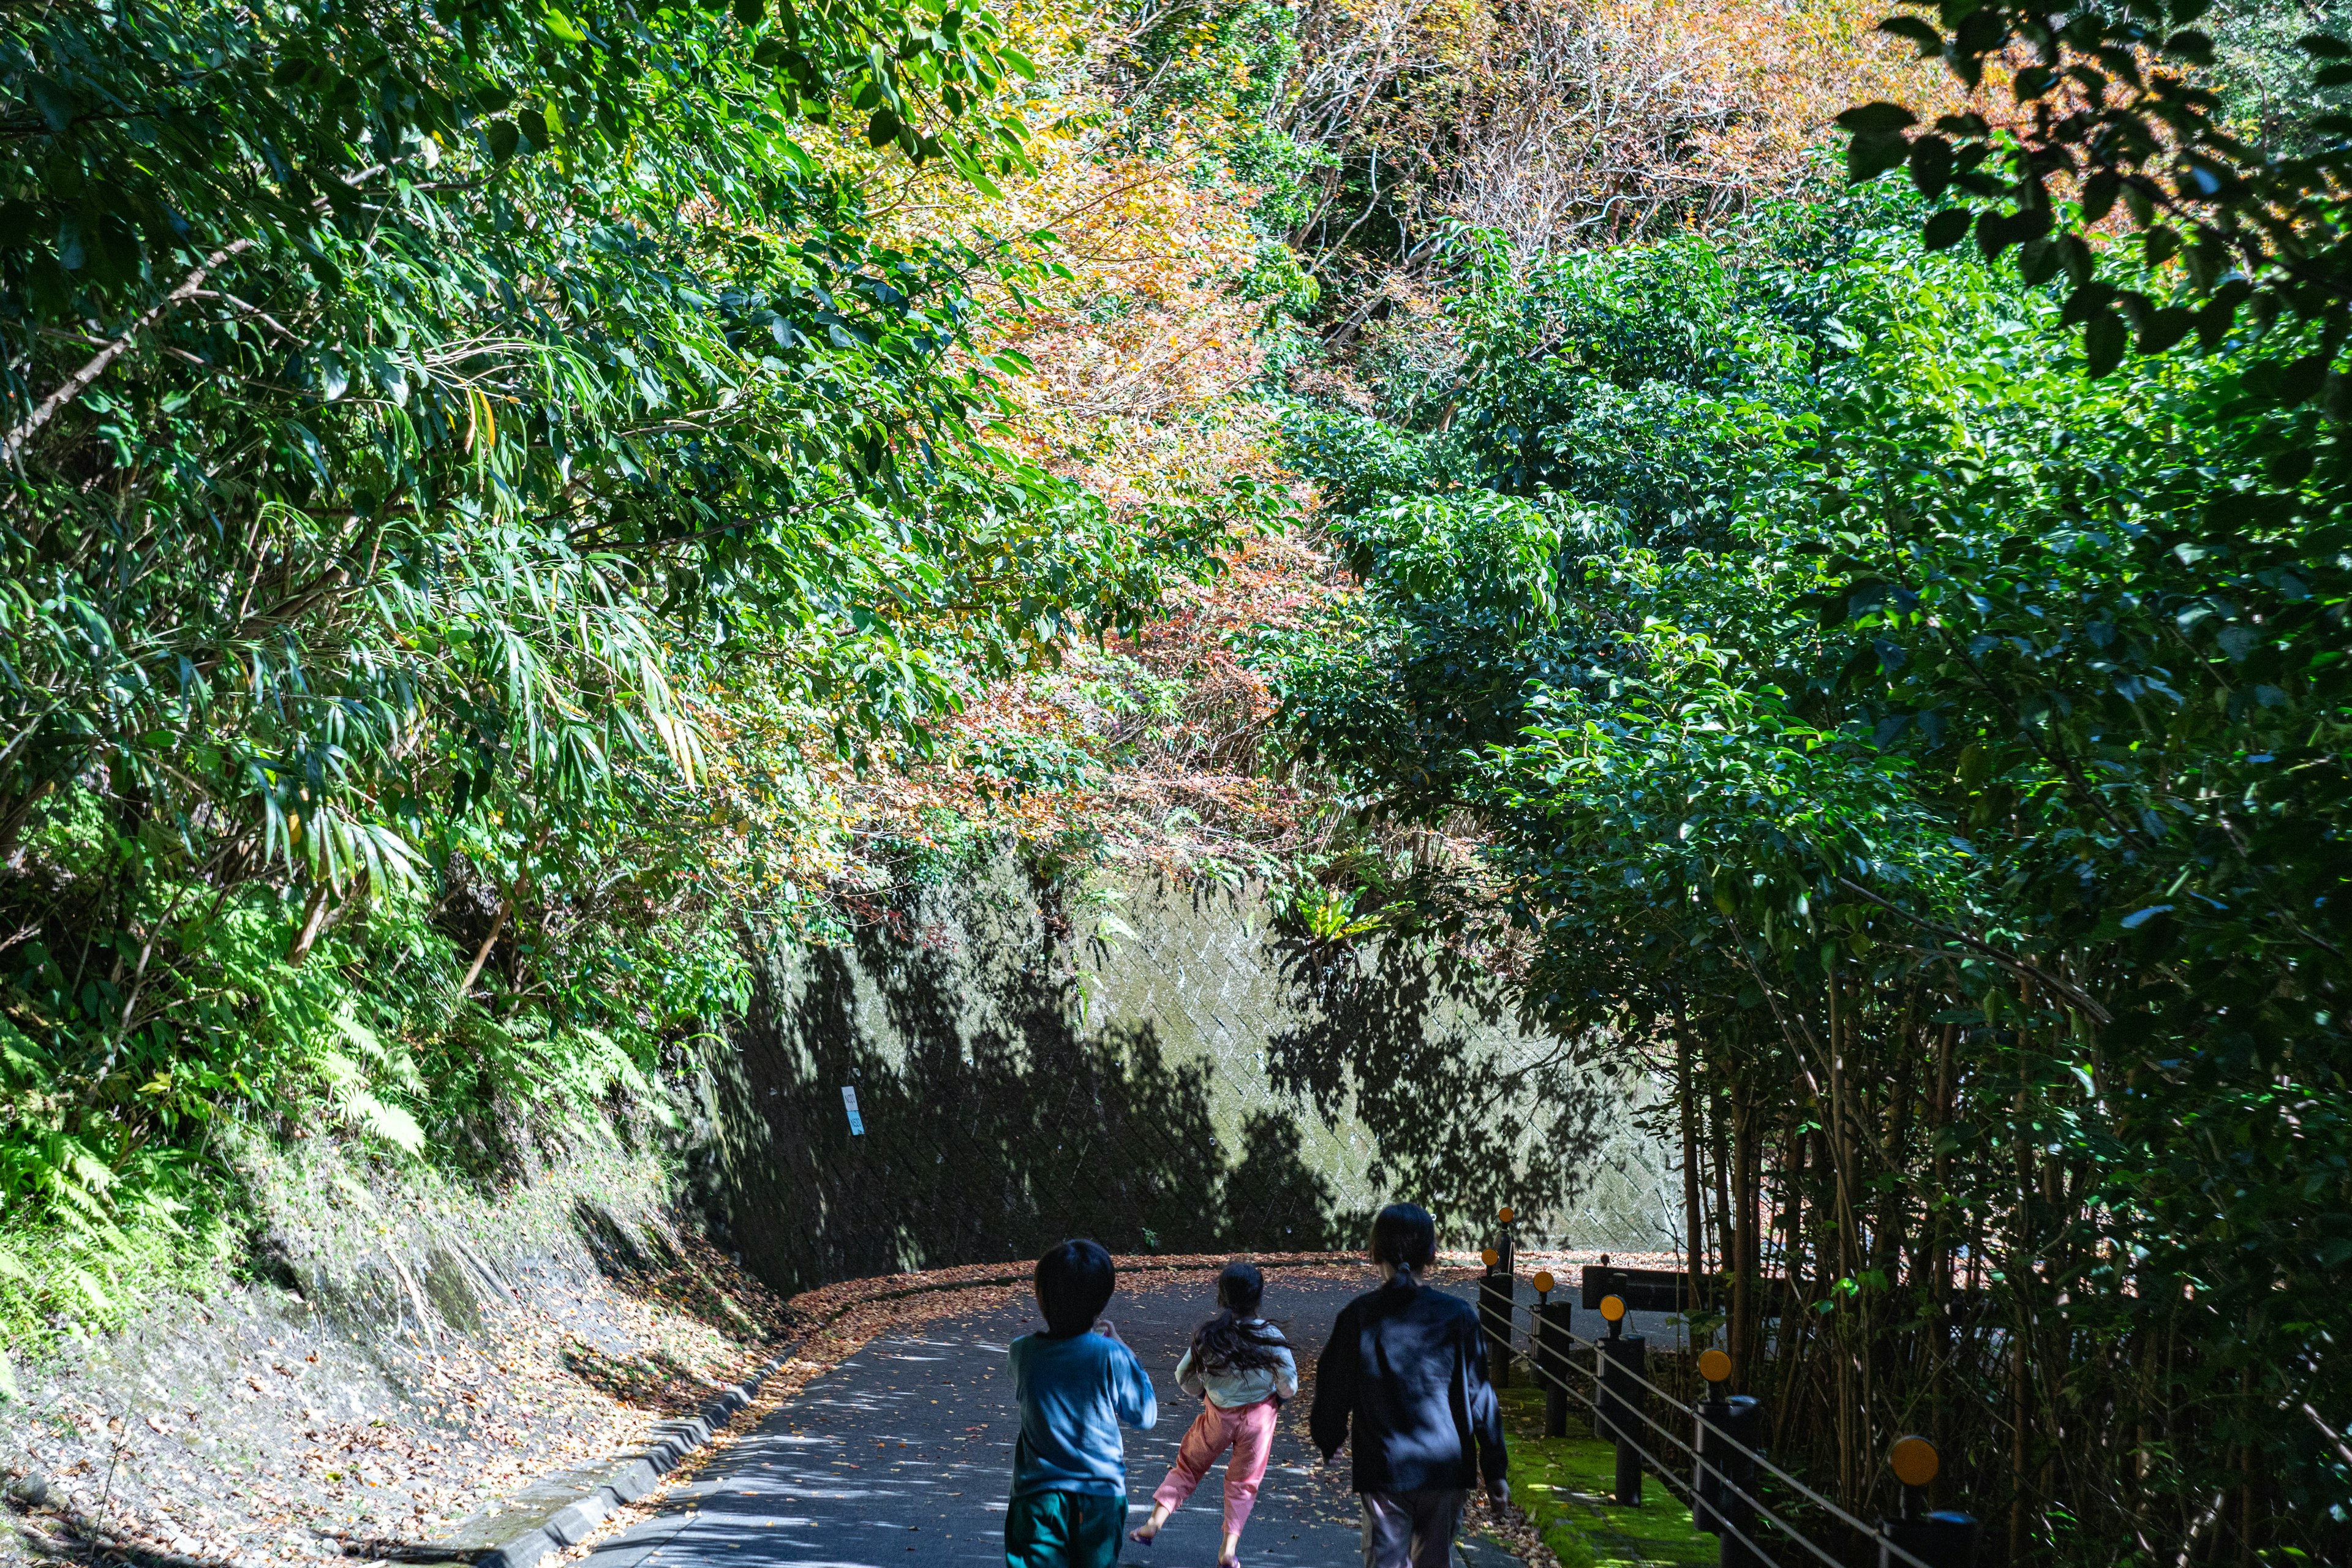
[1035,1239,1115,1338]
[1369,1203,1438,1280]
[1192,1260,1287,1374]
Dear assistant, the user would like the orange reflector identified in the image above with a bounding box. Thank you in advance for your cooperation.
[1599,1294,1627,1322]
[1698,1348,1732,1384]
[1890,1434,1940,1488]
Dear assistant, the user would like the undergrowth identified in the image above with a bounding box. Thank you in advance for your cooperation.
[0,789,743,1370]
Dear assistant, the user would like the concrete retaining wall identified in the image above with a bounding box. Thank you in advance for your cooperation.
[703,858,1678,1293]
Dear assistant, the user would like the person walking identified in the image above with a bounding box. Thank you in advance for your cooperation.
[1006,1240,1159,1567]
[1310,1203,1509,1568]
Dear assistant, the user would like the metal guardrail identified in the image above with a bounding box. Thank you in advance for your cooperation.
[1502,1324,1792,1567]
[1476,1289,1952,1568]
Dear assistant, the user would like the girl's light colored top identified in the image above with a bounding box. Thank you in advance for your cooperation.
[1175,1318,1300,1408]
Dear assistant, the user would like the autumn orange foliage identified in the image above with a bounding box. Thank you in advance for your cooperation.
[835,2,1281,514]
[823,525,1349,886]
[695,0,1977,935]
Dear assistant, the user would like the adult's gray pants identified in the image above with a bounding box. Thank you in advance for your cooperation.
[1359,1488,1466,1568]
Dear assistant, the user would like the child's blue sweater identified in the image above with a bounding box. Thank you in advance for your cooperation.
[1007,1329,1158,1498]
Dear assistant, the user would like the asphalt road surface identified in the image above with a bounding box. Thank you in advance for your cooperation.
[579,1269,1682,1568]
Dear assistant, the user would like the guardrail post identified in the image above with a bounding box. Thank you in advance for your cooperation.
[1532,1270,1570,1438]
[1691,1348,1766,1567]
[1591,1293,1616,1443]
[1694,1349,1729,1533]
[1877,1436,1978,1568]
[1479,1246,1513,1389]
[1596,1294,1645,1506]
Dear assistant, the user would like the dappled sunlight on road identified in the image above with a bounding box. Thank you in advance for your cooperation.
[580,1273,1398,1568]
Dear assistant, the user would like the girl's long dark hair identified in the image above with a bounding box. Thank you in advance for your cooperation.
[1193,1261,1287,1373]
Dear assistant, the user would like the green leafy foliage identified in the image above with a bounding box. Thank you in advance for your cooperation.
[1268,194,2351,1558]
[0,0,1235,1346]
[1836,0,2352,391]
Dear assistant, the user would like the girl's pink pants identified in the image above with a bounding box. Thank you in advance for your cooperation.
[1152,1397,1278,1535]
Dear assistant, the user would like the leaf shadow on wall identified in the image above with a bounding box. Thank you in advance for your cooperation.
[708,931,1353,1294]
[1263,932,1608,1240]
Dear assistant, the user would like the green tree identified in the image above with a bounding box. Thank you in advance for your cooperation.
[1268,197,2351,1559]
[0,0,1238,1347]
[1837,0,2352,386]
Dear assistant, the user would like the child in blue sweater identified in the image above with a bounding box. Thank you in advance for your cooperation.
[1006,1240,1159,1567]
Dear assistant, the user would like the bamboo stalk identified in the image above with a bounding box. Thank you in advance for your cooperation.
[1711,1076,1733,1282]
[2013,1053,2036,1564]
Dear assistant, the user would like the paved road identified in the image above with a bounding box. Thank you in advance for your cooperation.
[581,1270,1684,1568]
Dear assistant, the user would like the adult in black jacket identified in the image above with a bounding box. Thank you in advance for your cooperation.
[1311,1204,1508,1568]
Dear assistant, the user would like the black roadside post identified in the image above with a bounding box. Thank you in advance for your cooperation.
[1877,1436,1979,1568]
[1590,1292,1618,1442]
[1596,1293,1645,1506]
[1717,1388,1766,1567]
[1694,1348,1730,1533]
[1692,1348,1766,1568]
[1479,1245,1513,1390]
[1533,1269,1571,1438]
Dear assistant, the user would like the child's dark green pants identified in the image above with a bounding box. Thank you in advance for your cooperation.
[1003,1488,1127,1567]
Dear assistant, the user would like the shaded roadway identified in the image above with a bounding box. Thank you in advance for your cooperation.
[579,1269,1684,1568]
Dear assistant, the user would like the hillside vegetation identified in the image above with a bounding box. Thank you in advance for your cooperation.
[3,0,2348,1559]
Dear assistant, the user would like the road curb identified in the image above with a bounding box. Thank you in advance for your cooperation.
[463,1358,782,1568]
[777,1249,1369,1323]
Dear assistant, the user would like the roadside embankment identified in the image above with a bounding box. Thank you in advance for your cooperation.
[0,1121,786,1568]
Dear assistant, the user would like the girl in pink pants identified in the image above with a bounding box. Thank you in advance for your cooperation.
[1130,1262,1299,1567]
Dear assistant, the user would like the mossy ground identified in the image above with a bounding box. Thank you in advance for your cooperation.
[1499,1383,1717,1567]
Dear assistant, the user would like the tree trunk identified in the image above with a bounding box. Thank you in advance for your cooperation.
[1732,1088,1757,1381]
[1676,1005,1706,1322]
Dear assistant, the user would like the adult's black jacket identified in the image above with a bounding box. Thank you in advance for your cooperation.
[1310,1278,1507,1493]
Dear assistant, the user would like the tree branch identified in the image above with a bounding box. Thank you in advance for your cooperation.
[1835,877,2113,1027]
[3,238,257,464]
[458,886,517,998]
